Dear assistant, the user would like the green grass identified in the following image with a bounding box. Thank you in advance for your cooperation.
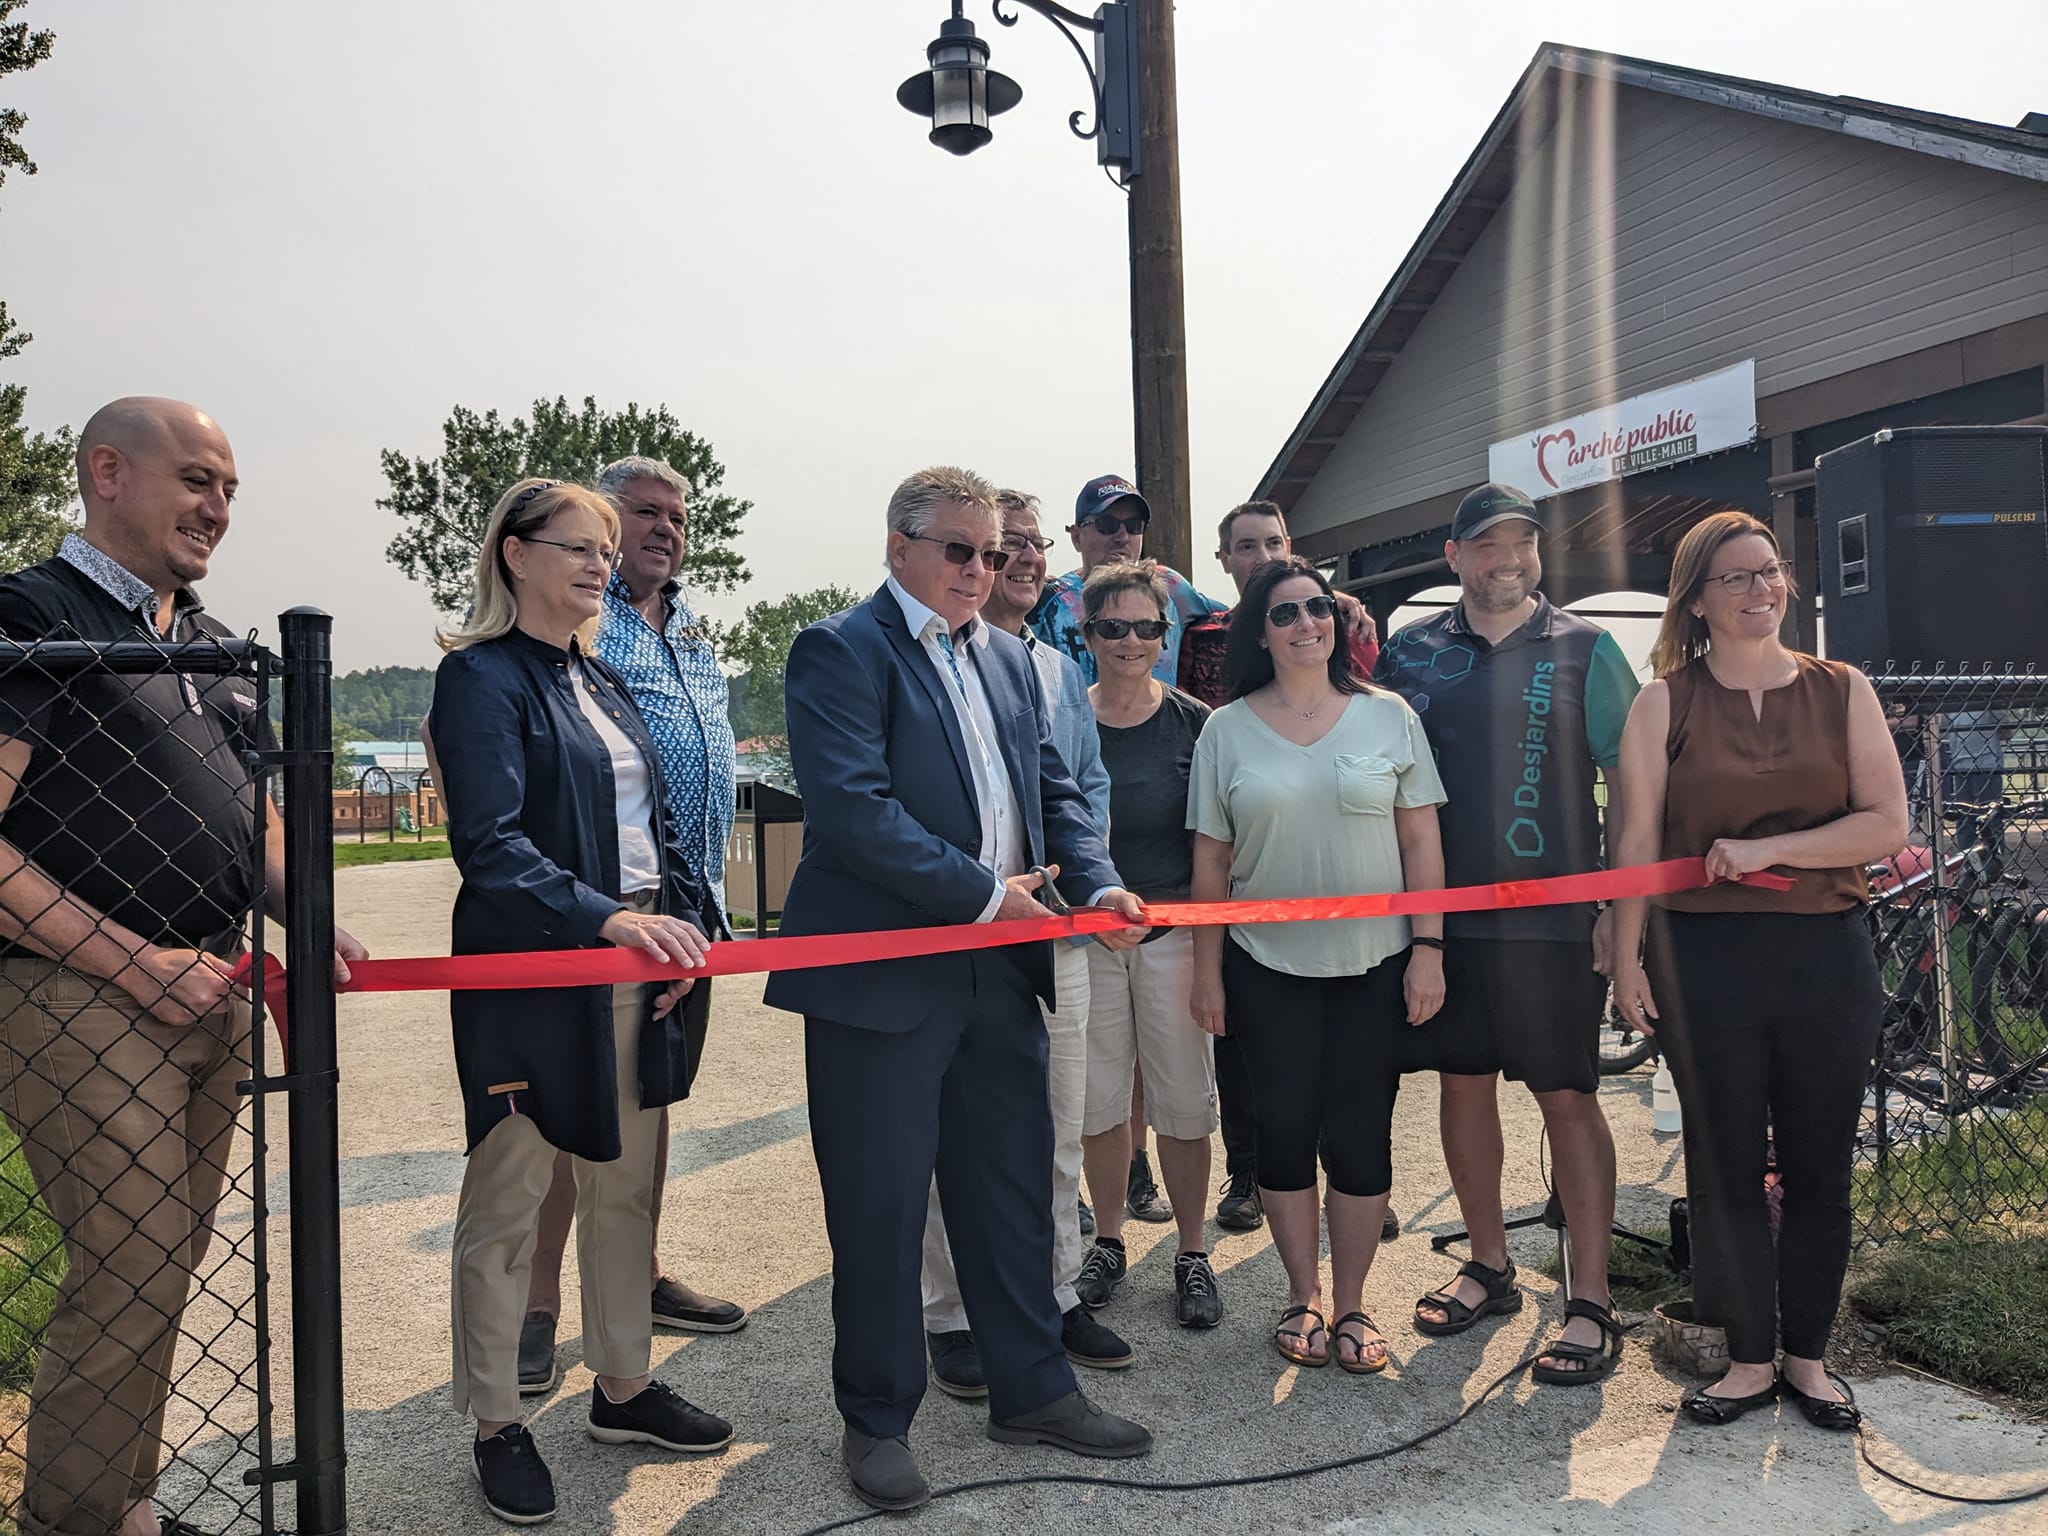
[1854,1099,2048,1242]
[0,1126,62,1392]
[1851,1229,2048,1413]
[332,838,453,869]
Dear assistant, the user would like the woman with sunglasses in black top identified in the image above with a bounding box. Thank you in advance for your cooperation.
[1071,560,1223,1330]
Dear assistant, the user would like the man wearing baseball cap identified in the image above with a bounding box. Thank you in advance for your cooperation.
[1374,481,1639,1387]
[1029,475,1227,688]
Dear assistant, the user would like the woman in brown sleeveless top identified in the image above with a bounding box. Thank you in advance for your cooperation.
[1609,512,1907,1431]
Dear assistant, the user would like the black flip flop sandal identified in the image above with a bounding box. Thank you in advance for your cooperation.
[1274,1305,1329,1368]
[1332,1312,1390,1375]
[1413,1258,1523,1337]
[1531,1297,1624,1386]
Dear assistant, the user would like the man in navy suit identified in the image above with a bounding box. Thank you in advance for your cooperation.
[766,466,1154,1511]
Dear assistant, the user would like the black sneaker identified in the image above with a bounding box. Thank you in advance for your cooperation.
[1215,1171,1263,1233]
[926,1329,988,1399]
[158,1518,219,1536]
[473,1423,555,1526]
[517,1310,558,1397]
[1078,1195,1095,1237]
[1382,1205,1401,1242]
[587,1379,734,1454]
[1126,1152,1172,1224]
[1061,1305,1134,1369]
[1173,1250,1223,1329]
[1074,1240,1128,1309]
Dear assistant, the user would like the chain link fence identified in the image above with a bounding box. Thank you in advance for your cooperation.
[1857,668,2048,1248]
[0,617,346,1536]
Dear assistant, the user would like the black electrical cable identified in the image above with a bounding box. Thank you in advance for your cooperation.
[788,1345,1550,1536]
[1855,1424,2048,1504]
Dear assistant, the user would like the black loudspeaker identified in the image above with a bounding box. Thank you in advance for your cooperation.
[1816,425,2048,670]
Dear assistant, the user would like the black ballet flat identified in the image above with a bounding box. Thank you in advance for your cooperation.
[1778,1369,1861,1432]
[1682,1379,1780,1425]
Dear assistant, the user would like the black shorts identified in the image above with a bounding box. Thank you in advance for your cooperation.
[1403,939,1605,1094]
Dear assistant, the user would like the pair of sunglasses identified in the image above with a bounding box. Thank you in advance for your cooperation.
[1078,512,1149,538]
[907,532,1010,571]
[1085,617,1168,641]
[1267,594,1336,628]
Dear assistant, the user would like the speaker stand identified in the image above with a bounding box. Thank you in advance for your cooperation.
[1431,1190,1680,1301]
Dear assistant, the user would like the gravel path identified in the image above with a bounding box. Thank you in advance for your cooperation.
[294,860,2046,1534]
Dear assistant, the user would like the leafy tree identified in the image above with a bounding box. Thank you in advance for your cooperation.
[381,395,751,612]
[1,1,54,363]
[0,383,74,572]
[330,664,437,745]
[712,584,861,788]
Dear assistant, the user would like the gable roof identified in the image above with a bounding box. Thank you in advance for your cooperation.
[1254,43,2048,513]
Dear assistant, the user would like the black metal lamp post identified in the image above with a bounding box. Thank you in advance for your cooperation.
[897,1,1191,577]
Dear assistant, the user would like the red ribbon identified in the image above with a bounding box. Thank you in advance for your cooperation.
[235,858,1791,1039]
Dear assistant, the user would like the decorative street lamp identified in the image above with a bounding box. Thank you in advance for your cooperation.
[897,1,1192,577]
[898,1,1138,178]
[894,6,1023,157]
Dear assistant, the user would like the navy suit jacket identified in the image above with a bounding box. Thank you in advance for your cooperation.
[762,584,1120,1033]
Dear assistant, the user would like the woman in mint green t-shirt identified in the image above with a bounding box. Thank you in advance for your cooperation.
[1188,558,1448,1374]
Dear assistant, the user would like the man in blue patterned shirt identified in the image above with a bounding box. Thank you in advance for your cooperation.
[516,456,745,1394]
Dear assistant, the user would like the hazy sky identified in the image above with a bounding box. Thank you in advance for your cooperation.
[6,1,2044,671]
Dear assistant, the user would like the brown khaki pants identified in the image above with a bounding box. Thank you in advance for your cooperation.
[450,970,664,1423]
[0,959,248,1536]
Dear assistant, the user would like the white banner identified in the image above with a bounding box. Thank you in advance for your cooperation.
[1488,360,1758,501]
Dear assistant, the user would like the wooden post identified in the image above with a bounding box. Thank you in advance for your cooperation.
[1128,0,1193,580]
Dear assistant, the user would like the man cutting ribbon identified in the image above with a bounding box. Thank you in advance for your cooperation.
[762,467,1153,1512]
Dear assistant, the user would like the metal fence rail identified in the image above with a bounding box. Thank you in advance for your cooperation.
[1858,668,2048,1248]
[0,617,342,1536]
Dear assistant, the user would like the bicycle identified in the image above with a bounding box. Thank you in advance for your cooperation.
[1866,797,2048,1117]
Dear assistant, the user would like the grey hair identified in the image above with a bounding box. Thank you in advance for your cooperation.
[595,455,691,505]
[1082,558,1169,624]
[886,466,998,540]
[994,488,1039,517]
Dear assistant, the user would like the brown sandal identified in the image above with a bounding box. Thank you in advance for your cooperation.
[1274,1305,1328,1367]
[1333,1312,1391,1375]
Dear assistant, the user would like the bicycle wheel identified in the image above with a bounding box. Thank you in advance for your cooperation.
[1964,904,2048,1094]
[1597,986,1659,1075]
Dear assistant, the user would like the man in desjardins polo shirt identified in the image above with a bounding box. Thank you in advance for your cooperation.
[1375,481,1639,1387]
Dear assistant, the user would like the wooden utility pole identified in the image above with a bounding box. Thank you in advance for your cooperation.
[1127,0,1193,579]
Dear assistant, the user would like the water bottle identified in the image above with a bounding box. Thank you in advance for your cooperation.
[1652,1060,1683,1133]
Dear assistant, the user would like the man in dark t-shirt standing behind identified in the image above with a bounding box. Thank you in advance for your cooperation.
[1375,482,1638,1386]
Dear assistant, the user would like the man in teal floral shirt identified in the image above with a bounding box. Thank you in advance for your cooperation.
[516,456,746,1397]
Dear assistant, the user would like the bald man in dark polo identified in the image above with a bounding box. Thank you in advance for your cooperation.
[0,398,365,1536]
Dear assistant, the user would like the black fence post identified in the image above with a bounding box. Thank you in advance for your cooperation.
[280,608,347,1533]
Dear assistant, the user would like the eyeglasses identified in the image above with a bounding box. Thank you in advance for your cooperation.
[907,532,1010,572]
[1084,617,1168,641]
[1704,560,1792,595]
[520,536,621,570]
[1001,532,1056,553]
[1266,595,1336,629]
[1077,513,1149,538]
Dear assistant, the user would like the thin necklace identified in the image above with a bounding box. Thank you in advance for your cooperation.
[1276,687,1332,721]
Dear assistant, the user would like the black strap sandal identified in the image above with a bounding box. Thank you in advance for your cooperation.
[1531,1297,1624,1386]
[1273,1305,1329,1367]
[1778,1368,1861,1431]
[1413,1257,1523,1337]
[1332,1312,1391,1375]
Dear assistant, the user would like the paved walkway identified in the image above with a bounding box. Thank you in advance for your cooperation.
[273,862,2048,1533]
